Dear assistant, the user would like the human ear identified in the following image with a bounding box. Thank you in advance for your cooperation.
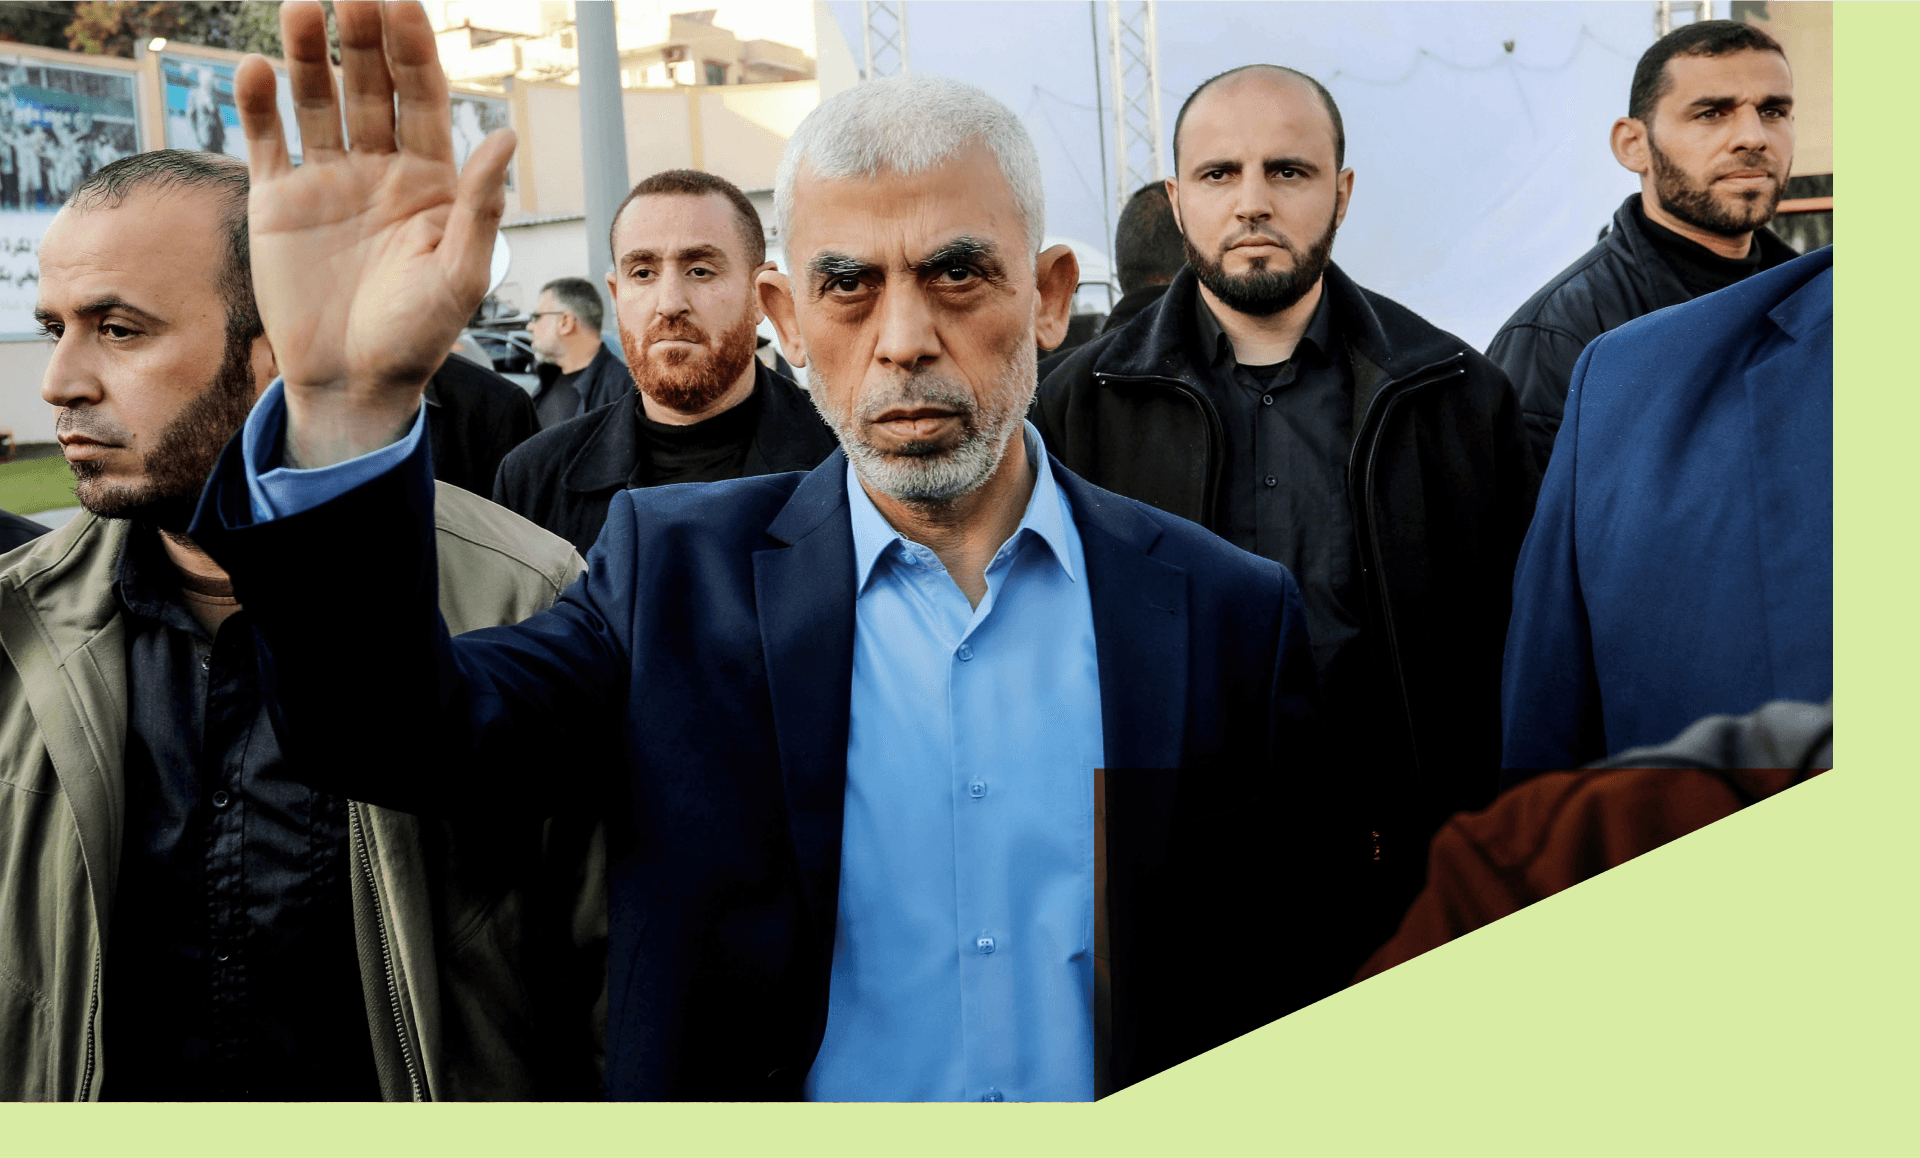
[757,267,807,367]
[1611,117,1651,175]
[1032,244,1081,351]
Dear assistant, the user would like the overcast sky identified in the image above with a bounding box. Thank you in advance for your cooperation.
[821,1,1661,348]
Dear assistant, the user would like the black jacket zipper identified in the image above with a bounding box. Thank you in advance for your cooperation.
[1091,372,1227,529]
[1346,353,1469,779]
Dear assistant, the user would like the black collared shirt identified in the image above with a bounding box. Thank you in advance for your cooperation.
[1190,288,1365,697]
[103,525,378,1100]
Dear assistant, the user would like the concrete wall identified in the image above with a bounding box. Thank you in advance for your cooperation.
[0,340,55,447]
[496,214,592,316]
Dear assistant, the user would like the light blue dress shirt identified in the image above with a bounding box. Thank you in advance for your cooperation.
[233,393,1105,1102]
[804,423,1104,1103]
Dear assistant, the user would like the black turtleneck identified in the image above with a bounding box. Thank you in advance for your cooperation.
[635,383,765,487]
[1632,196,1783,298]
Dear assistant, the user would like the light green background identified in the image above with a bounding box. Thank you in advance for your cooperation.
[14,3,1901,1154]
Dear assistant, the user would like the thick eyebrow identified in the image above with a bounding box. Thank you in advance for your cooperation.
[808,250,880,281]
[33,295,167,327]
[1687,93,1795,113]
[616,243,733,267]
[1189,155,1323,178]
[1263,155,1322,177]
[913,235,1005,282]
[1189,156,1243,178]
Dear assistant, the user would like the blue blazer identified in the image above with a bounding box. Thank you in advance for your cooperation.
[194,438,1342,1100]
[1501,247,1832,773]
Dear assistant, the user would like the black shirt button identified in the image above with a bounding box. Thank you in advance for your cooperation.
[1262,394,1274,405]
[211,790,231,808]
[1264,475,1278,487]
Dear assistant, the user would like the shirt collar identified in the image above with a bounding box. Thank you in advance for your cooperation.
[1193,278,1335,369]
[847,420,1077,594]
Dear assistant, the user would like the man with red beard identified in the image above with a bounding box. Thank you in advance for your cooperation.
[494,169,837,551]
[1488,19,1800,472]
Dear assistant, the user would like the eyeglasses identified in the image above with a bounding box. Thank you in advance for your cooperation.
[527,311,569,322]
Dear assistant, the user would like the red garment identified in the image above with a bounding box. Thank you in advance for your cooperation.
[1354,765,1819,982]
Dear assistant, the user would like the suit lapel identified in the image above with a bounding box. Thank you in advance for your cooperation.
[1059,467,1188,772]
[753,453,858,941]
[1740,266,1833,693]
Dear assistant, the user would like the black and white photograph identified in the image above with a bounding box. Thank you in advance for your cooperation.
[0,54,139,213]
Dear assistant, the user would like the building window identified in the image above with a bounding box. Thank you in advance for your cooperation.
[704,61,728,86]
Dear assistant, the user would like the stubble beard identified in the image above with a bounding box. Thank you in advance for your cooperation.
[807,342,1036,508]
[621,309,760,416]
[61,331,258,529]
[1649,135,1785,237]
[1185,206,1339,318]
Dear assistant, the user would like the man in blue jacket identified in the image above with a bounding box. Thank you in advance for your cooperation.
[1501,246,1832,775]
[192,2,1338,1101]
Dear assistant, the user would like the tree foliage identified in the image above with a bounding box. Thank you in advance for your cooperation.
[50,1,285,59]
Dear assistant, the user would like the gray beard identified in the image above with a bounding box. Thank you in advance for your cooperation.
[805,343,1036,507]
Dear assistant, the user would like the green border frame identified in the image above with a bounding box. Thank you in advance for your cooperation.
[15,3,1899,1153]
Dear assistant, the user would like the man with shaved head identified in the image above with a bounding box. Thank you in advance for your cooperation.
[187,2,1340,1101]
[1036,64,1539,953]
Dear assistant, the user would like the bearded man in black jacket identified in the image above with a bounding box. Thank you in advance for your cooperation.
[494,170,836,552]
[1034,64,1538,958]
[1487,20,1800,472]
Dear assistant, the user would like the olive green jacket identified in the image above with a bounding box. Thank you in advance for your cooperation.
[0,485,601,1101]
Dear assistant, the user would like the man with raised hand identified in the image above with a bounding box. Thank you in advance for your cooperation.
[193,1,1328,1101]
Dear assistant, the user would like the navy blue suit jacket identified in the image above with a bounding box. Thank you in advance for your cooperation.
[193,438,1343,1100]
[1501,247,1832,773]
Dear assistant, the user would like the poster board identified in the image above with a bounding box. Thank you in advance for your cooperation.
[0,50,143,336]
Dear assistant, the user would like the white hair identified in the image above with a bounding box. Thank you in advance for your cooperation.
[774,73,1046,256]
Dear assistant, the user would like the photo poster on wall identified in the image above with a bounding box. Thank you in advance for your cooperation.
[0,54,142,335]
[451,91,514,190]
[161,54,304,164]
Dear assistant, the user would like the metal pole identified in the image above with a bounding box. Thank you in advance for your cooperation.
[1144,0,1163,180]
[862,0,875,81]
[1107,1,1125,222]
[576,0,630,341]
[1091,0,1112,295]
[898,3,910,75]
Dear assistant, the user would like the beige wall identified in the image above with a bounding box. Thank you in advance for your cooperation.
[512,79,816,218]
[1743,1,1832,176]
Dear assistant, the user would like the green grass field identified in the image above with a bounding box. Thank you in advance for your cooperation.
[0,453,77,516]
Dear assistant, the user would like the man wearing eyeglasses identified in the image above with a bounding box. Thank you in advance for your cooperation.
[523,279,624,429]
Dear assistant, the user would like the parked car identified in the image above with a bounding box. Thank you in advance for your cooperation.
[464,329,540,394]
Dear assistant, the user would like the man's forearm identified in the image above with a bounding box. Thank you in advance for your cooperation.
[282,380,427,469]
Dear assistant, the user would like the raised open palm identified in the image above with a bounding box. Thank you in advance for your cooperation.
[236,1,514,467]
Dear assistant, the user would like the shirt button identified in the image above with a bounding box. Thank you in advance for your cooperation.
[969,780,987,799]
[211,790,231,809]
[1264,475,1278,487]
[213,950,230,963]
[976,936,996,955]
[1262,394,1274,406]
[199,655,211,671]
[980,1089,1004,1102]
[957,643,973,662]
